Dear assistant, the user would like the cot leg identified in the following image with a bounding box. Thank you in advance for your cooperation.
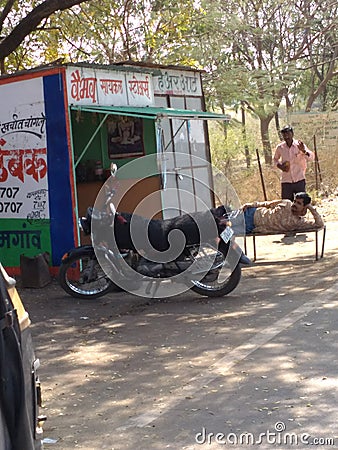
[315,230,318,260]
[253,235,257,261]
[321,226,326,258]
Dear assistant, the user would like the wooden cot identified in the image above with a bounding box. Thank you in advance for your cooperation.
[243,225,326,261]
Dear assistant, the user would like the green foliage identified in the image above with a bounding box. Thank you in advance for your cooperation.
[188,0,338,159]
[208,120,259,173]
[0,0,337,154]
[41,0,199,65]
[0,1,90,71]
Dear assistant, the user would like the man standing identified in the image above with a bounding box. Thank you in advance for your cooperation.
[273,125,314,201]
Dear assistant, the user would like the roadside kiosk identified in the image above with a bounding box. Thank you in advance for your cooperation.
[0,62,229,273]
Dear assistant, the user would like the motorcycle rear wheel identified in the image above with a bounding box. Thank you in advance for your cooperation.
[59,252,116,299]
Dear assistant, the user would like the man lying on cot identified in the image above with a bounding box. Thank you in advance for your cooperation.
[227,192,324,235]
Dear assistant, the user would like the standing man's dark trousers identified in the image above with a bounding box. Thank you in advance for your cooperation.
[281,179,306,201]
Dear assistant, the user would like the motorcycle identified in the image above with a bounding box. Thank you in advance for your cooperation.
[59,166,250,299]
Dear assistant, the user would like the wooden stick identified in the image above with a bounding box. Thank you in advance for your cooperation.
[256,148,267,200]
[313,135,323,185]
[313,135,319,191]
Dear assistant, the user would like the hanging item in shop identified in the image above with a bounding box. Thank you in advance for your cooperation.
[106,115,145,159]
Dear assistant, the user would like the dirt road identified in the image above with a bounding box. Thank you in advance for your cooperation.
[20,213,338,449]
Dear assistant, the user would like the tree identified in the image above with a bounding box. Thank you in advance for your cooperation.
[0,0,198,71]
[1,0,336,161]
[295,1,338,112]
[190,0,338,163]
[52,0,198,65]
[0,0,92,73]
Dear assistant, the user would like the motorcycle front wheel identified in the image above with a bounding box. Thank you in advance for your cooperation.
[189,241,242,297]
[59,252,116,299]
[190,263,241,297]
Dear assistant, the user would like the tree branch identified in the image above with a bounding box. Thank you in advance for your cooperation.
[0,0,92,60]
[0,0,16,32]
[305,46,338,111]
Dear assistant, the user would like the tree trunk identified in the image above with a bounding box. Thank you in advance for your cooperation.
[260,116,273,165]
[241,103,251,168]
[274,111,280,135]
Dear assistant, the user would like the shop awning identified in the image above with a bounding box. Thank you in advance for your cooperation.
[70,105,230,121]
[71,104,230,168]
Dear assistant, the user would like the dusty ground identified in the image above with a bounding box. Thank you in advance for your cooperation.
[315,195,338,222]
[18,196,338,450]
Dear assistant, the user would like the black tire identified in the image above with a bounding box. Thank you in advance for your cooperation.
[190,241,242,297]
[59,251,116,299]
[190,263,241,297]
